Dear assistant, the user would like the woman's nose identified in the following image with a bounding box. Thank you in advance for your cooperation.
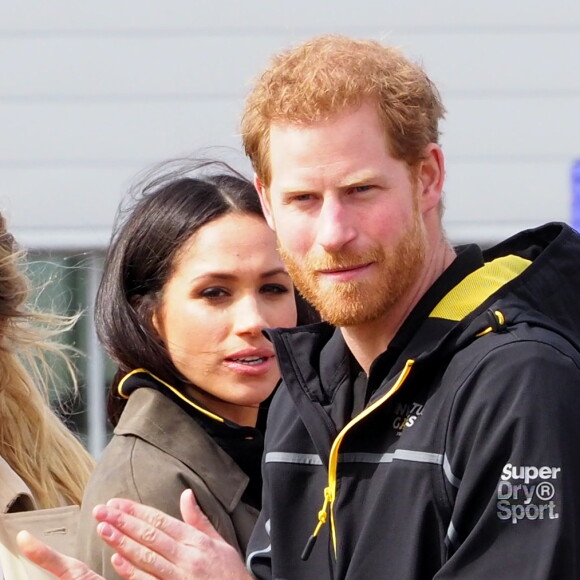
[233,296,268,336]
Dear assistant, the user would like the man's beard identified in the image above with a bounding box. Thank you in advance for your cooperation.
[279,212,426,327]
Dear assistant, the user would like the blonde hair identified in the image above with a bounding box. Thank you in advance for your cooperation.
[241,34,446,187]
[0,215,94,508]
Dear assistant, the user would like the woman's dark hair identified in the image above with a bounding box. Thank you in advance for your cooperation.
[97,159,318,425]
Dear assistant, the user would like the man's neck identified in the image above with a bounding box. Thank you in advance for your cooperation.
[342,240,456,374]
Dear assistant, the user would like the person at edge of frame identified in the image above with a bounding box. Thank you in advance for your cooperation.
[0,211,94,580]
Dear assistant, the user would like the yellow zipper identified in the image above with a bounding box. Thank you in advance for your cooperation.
[301,359,415,561]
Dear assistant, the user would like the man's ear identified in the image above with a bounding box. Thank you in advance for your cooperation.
[417,143,445,214]
[254,175,276,230]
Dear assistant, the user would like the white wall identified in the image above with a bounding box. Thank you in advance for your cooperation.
[2,1,580,248]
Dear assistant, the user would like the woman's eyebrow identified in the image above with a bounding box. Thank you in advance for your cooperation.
[190,268,289,283]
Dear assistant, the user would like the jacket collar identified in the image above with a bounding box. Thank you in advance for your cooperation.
[114,388,249,513]
[0,455,36,513]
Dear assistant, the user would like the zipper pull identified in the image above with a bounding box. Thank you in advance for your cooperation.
[301,487,333,561]
[301,534,318,561]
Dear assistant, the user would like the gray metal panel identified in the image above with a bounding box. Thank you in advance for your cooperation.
[1,1,579,247]
[2,32,580,97]
[2,1,580,29]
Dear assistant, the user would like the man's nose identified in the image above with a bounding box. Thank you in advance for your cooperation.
[315,197,357,253]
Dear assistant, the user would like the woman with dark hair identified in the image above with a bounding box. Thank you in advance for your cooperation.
[76,160,317,578]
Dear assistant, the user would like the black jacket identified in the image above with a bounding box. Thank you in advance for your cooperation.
[247,222,580,580]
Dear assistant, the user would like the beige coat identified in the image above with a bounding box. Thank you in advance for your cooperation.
[77,388,259,580]
[0,455,79,580]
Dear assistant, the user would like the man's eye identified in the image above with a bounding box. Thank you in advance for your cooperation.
[352,185,373,193]
[292,194,313,202]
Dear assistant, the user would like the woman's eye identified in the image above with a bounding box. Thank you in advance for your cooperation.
[199,287,229,299]
[261,284,289,295]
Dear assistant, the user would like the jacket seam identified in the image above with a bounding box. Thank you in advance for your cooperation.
[127,436,144,505]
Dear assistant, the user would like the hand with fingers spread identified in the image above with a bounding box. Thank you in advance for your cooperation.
[17,491,252,580]
[94,489,253,580]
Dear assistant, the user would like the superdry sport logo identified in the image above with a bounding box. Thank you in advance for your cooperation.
[496,463,560,524]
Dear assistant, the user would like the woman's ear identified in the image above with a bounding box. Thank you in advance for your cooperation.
[150,305,166,343]
[132,293,164,341]
[151,310,161,337]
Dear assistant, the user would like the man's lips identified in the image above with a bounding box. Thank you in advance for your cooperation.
[316,262,374,281]
[318,262,373,274]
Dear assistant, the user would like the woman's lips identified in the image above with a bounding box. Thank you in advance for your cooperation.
[224,349,276,376]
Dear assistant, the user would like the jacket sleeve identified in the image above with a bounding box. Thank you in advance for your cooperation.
[77,436,243,580]
[435,336,580,579]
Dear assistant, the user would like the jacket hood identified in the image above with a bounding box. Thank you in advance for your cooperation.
[440,222,580,354]
[478,222,580,350]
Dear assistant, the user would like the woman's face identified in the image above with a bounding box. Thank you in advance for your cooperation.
[153,213,297,426]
